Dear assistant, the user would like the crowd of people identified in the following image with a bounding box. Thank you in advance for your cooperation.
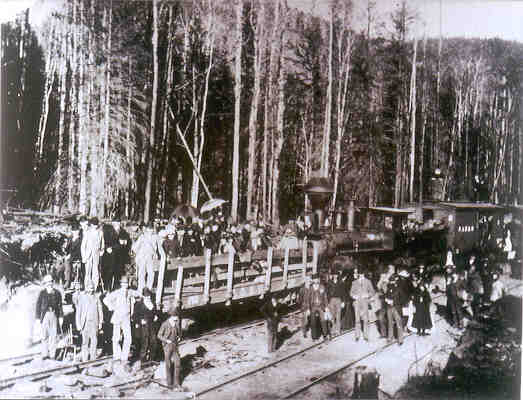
[261,242,514,355]
[33,206,276,390]
[31,207,516,389]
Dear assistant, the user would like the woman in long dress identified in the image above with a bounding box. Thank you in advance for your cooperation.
[412,282,432,336]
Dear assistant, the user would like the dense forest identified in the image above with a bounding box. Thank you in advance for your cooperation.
[1,0,522,225]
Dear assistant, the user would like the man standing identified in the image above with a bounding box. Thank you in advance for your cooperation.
[132,288,158,368]
[309,276,330,341]
[350,269,375,341]
[384,274,404,345]
[81,217,105,290]
[157,308,182,390]
[101,221,119,291]
[260,294,282,353]
[327,272,346,336]
[376,265,395,338]
[103,276,138,368]
[75,283,103,361]
[35,274,63,360]
[299,276,312,338]
[132,223,164,292]
[446,272,463,329]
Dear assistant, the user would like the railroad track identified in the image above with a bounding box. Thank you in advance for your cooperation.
[2,282,520,397]
[0,309,301,390]
[194,282,523,399]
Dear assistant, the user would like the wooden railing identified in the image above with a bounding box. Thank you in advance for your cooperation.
[155,239,320,309]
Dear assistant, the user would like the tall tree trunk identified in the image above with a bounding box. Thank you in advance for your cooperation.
[246,0,264,221]
[158,4,174,216]
[125,55,133,219]
[144,0,159,223]
[321,5,333,178]
[332,4,352,212]
[231,0,243,223]
[408,36,417,203]
[67,0,78,213]
[78,0,88,215]
[101,0,112,218]
[55,22,68,213]
[192,4,215,207]
[271,0,286,225]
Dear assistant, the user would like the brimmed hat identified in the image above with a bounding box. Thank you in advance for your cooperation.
[43,274,53,284]
[142,287,153,297]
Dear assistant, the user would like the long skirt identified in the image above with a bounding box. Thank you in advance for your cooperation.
[413,301,432,331]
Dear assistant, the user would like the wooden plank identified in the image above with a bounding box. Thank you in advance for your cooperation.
[203,248,212,303]
[226,248,235,305]
[155,254,166,305]
[302,239,308,278]
[174,263,184,307]
[283,247,290,288]
[265,247,273,294]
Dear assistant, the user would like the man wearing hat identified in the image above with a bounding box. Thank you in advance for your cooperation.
[75,282,103,361]
[350,268,376,341]
[103,276,139,367]
[309,275,330,341]
[132,222,165,292]
[35,274,64,360]
[81,217,105,290]
[299,276,312,338]
[132,287,158,368]
[157,308,182,389]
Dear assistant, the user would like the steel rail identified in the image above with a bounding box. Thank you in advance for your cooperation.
[193,292,449,398]
[0,310,301,388]
[283,281,523,399]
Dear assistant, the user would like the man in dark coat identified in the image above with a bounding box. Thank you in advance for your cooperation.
[132,288,158,368]
[260,294,282,353]
[101,222,119,291]
[327,272,346,336]
[309,276,330,341]
[63,225,82,288]
[384,274,404,345]
[157,308,182,389]
[446,272,464,328]
[36,274,64,360]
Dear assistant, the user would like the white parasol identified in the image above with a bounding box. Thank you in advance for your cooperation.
[200,198,228,214]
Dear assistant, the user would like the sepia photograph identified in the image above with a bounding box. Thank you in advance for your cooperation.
[0,0,522,398]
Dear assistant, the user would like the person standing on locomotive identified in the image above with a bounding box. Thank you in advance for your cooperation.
[299,276,312,338]
[309,275,330,341]
[350,268,375,342]
[157,308,183,390]
[81,217,105,290]
[132,222,164,292]
[75,282,103,361]
[36,274,64,360]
